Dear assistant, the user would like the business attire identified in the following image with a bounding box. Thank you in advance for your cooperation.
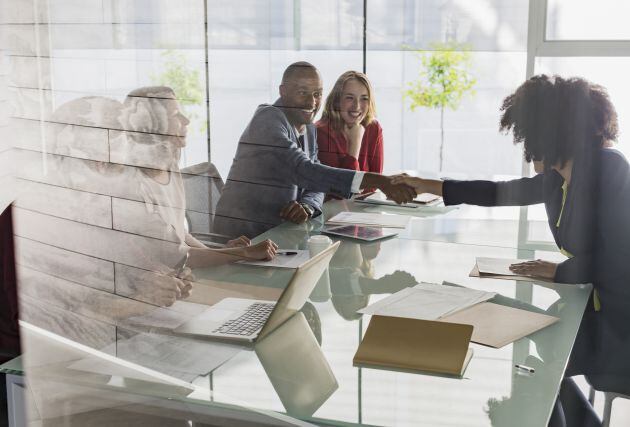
[315,119,384,173]
[214,102,358,238]
[442,148,630,381]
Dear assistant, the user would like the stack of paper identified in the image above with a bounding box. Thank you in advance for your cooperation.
[327,211,411,229]
[358,282,496,320]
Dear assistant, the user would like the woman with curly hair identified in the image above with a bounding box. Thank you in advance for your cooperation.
[393,75,630,425]
[316,71,383,193]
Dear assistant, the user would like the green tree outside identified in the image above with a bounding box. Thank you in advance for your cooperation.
[404,42,476,171]
[152,50,205,133]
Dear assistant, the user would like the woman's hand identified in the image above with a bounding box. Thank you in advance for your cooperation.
[509,259,558,280]
[343,123,365,159]
[390,175,443,196]
[176,267,194,300]
[390,175,425,193]
[146,268,194,307]
[241,239,279,261]
[226,235,251,248]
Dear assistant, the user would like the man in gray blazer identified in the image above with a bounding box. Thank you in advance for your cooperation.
[214,62,415,238]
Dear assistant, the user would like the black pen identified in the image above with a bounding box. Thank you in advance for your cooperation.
[277,251,298,256]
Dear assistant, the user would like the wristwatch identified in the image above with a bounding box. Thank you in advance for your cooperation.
[300,203,315,218]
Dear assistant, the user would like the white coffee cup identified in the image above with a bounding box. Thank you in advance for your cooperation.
[307,235,332,257]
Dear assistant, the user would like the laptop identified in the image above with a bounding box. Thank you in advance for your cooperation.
[173,241,340,343]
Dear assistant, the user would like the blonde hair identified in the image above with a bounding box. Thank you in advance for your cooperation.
[321,71,376,131]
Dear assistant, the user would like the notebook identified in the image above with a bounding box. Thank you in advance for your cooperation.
[353,315,473,377]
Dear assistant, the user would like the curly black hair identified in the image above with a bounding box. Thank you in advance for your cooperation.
[499,75,618,168]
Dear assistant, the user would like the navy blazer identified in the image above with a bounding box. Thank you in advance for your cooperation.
[443,148,630,378]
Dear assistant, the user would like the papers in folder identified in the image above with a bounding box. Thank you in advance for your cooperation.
[327,211,411,229]
[358,282,496,320]
[358,282,559,348]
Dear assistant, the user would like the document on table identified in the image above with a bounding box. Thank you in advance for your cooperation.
[472,257,553,283]
[235,249,310,268]
[355,192,442,208]
[476,257,520,276]
[69,332,242,383]
[358,282,496,320]
[327,211,411,229]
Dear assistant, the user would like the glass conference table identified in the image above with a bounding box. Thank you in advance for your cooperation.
[2,199,592,426]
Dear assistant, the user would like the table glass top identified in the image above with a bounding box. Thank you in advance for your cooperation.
[3,199,591,426]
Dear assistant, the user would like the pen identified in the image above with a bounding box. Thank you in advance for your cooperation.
[514,364,535,373]
[277,251,298,256]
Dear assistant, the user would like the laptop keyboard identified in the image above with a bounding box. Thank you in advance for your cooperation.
[213,302,275,336]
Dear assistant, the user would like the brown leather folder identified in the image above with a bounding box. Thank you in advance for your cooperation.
[353,315,473,377]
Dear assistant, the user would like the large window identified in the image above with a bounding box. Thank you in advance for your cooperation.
[367,0,529,177]
[207,0,363,179]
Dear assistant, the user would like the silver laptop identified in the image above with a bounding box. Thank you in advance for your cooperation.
[174,241,340,343]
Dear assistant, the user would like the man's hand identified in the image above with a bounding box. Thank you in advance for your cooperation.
[361,173,417,204]
[280,201,309,224]
[509,259,558,280]
[226,235,251,248]
[242,239,279,261]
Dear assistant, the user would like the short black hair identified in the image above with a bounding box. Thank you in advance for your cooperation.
[499,75,618,168]
[281,61,318,85]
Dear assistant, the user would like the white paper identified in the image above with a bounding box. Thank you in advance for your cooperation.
[355,193,442,209]
[235,249,311,269]
[476,257,524,276]
[327,211,411,228]
[358,282,496,320]
[354,199,420,209]
[69,332,242,382]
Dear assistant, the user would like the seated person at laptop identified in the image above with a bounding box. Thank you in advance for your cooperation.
[120,87,279,271]
[214,62,415,239]
[316,71,383,197]
[392,75,630,425]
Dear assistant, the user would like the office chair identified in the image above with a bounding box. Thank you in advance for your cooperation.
[181,161,232,247]
[588,375,630,427]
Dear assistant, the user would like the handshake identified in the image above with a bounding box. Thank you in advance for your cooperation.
[361,173,438,204]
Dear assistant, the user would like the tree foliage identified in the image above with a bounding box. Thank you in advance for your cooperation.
[404,42,476,112]
[152,50,205,131]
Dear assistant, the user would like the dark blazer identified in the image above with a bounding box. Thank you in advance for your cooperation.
[214,102,356,238]
[443,148,630,379]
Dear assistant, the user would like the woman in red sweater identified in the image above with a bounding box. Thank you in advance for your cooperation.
[316,71,383,183]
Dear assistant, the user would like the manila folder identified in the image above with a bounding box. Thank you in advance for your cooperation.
[353,315,473,377]
[441,302,559,348]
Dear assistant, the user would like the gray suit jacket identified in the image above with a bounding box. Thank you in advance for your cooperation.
[214,103,356,238]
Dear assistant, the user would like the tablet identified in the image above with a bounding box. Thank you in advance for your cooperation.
[321,225,398,241]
